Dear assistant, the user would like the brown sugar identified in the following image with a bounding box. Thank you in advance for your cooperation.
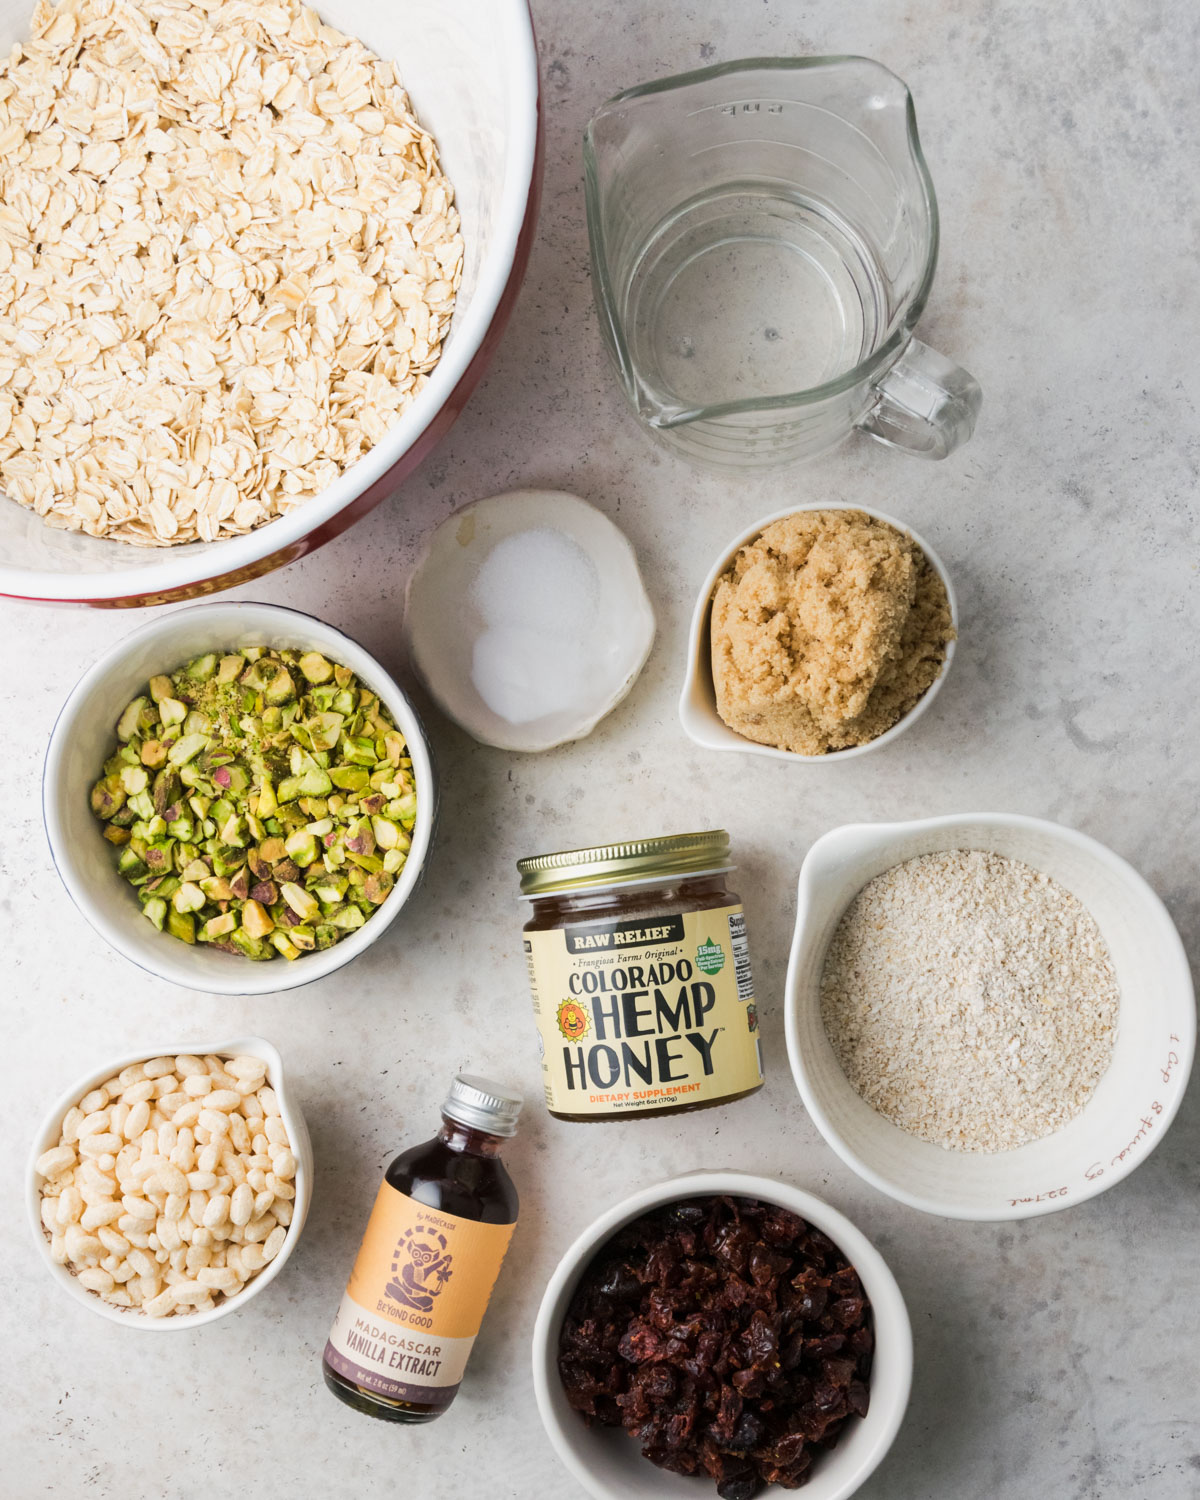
[710,509,954,755]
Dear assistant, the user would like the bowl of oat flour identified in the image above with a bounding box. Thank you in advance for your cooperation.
[784,814,1195,1220]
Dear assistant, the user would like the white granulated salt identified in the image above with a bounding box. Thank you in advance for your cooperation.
[469,528,602,725]
[819,850,1120,1153]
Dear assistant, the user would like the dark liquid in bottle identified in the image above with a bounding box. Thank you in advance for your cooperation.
[323,1117,519,1424]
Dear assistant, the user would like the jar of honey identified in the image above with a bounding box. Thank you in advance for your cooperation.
[517,830,763,1121]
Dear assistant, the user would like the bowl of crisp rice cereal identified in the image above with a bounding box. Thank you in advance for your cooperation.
[0,0,541,605]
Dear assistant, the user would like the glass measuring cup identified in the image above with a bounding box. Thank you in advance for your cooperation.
[584,56,981,469]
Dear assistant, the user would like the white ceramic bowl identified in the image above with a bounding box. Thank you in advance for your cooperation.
[532,1171,913,1500]
[27,1037,312,1329]
[679,503,957,760]
[404,490,656,751]
[0,0,541,606]
[786,815,1196,1220]
[44,601,435,995]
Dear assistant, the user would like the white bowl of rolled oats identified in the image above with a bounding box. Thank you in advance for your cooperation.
[785,814,1196,1220]
[0,0,540,605]
[28,1037,312,1327]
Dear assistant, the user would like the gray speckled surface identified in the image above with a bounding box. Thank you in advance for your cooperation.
[3,1,1199,1496]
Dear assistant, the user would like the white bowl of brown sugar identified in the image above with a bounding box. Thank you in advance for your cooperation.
[679,504,957,760]
[784,814,1195,1220]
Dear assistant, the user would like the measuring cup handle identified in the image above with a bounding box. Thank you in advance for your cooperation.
[858,339,982,460]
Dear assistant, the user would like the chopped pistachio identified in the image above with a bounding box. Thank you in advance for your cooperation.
[363,871,394,904]
[270,932,301,961]
[172,881,206,913]
[280,882,320,922]
[90,776,126,819]
[218,813,247,847]
[231,928,272,960]
[330,904,366,931]
[346,850,384,873]
[372,816,401,851]
[299,651,334,683]
[256,776,278,818]
[166,909,196,944]
[264,667,295,705]
[240,898,275,938]
[115,696,148,743]
[117,846,148,880]
[167,733,209,767]
[284,830,319,867]
[187,653,218,682]
[344,736,378,766]
[329,766,369,792]
[91,645,413,960]
[200,912,236,941]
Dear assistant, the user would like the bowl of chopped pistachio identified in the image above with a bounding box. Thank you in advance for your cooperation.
[43,601,434,994]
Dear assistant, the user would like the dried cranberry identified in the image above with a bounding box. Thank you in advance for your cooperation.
[557,1197,873,1496]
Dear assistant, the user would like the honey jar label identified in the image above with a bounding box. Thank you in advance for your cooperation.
[324,1182,515,1404]
[524,903,764,1116]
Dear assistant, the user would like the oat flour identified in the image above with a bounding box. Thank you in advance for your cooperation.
[819,850,1120,1152]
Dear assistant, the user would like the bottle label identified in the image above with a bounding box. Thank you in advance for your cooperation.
[324,1181,515,1405]
[524,902,763,1116]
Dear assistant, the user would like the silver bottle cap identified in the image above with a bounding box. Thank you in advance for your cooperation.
[442,1073,523,1138]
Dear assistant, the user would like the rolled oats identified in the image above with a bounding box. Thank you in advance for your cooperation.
[0,0,462,545]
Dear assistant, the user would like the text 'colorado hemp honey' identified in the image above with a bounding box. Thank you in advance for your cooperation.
[517,831,764,1121]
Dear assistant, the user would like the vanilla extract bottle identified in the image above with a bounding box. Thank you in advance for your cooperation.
[322,1075,521,1423]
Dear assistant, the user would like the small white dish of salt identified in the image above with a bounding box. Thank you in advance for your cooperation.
[404,490,656,751]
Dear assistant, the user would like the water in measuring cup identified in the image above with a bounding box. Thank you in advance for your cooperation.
[624,184,889,416]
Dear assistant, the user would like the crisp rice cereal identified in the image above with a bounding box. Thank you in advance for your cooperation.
[0,0,463,545]
[36,1052,293,1317]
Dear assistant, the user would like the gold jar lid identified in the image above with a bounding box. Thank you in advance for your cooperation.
[517,829,731,896]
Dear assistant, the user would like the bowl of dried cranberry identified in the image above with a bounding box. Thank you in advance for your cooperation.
[532,1172,912,1500]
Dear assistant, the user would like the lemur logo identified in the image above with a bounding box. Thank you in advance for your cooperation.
[385,1224,454,1313]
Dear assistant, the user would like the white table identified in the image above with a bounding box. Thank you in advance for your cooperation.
[4,1,1198,1495]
